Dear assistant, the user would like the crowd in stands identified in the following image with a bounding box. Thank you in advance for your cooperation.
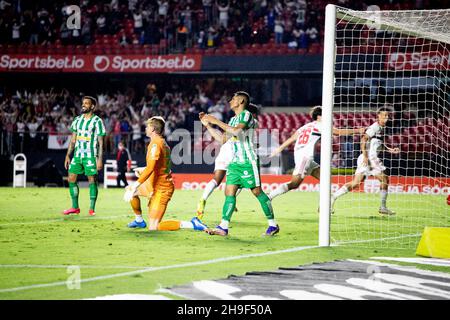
[1,0,440,55]
[0,82,235,155]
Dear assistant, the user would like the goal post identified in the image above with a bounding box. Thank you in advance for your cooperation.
[319,4,337,247]
[320,5,450,248]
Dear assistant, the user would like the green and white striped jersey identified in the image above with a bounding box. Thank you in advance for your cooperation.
[228,109,258,165]
[70,114,106,158]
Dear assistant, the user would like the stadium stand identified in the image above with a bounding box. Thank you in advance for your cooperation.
[1,0,444,56]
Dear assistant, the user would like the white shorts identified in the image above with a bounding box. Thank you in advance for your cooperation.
[214,142,234,171]
[293,153,319,178]
[355,154,386,176]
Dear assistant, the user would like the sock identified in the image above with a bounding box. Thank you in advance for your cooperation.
[219,219,229,229]
[157,220,181,231]
[130,197,142,215]
[380,190,388,208]
[257,192,274,220]
[268,183,289,200]
[135,214,144,223]
[180,220,194,229]
[202,179,218,200]
[268,219,277,227]
[236,188,242,196]
[221,195,236,222]
[334,185,349,199]
[89,183,98,210]
[69,182,79,209]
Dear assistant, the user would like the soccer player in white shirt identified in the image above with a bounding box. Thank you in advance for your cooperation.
[331,106,400,215]
[196,103,259,219]
[268,106,364,200]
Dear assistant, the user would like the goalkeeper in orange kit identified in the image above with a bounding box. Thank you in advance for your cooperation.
[123,116,207,232]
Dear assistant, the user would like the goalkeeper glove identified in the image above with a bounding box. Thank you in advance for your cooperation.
[123,181,140,202]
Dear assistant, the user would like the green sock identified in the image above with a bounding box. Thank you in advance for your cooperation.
[69,182,79,209]
[257,192,274,220]
[222,195,236,222]
[89,183,98,211]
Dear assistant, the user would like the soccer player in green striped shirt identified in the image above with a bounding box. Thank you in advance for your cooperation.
[200,91,279,236]
[63,96,106,216]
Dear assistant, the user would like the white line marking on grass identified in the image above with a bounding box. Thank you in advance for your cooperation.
[0,264,147,269]
[0,245,320,294]
[0,215,130,227]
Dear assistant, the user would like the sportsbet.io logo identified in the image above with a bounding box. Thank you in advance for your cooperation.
[93,56,110,72]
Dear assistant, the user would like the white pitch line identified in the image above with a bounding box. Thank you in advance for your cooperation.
[0,245,320,294]
[0,214,130,227]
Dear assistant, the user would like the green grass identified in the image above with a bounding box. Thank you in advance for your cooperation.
[0,187,448,300]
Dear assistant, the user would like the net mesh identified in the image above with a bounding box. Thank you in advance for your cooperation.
[330,7,450,248]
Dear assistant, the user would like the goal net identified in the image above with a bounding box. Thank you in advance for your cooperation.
[321,5,450,248]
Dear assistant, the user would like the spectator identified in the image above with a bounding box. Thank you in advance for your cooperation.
[116,141,131,187]
[81,17,92,45]
[27,116,39,151]
[133,10,143,35]
[176,23,188,51]
[157,0,169,17]
[131,119,142,153]
[197,29,207,49]
[11,19,21,43]
[96,13,107,34]
[203,0,213,24]
[306,25,318,43]
[274,19,284,44]
[217,0,230,28]
[60,21,71,45]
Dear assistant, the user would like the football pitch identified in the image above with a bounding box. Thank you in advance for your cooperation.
[0,187,448,300]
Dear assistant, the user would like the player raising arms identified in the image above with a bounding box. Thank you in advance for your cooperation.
[268,106,365,202]
[124,116,207,232]
[331,106,400,215]
[196,103,259,220]
[64,96,105,216]
[200,92,279,236]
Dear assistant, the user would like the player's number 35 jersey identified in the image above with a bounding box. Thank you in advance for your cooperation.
[294,121,322,158]
[70,115,106,159]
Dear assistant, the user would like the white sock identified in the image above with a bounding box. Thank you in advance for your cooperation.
[268,183,289,200]
[219,220,229,229]
[333,185,349,199]
[135,214,144,223]
[380,190,388,208]
[180,221,194,229]
[268,219,277,227]
[202,179,218,200]
[236,188,242,196]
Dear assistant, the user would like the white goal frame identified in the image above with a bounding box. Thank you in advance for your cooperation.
[319,4,450,247]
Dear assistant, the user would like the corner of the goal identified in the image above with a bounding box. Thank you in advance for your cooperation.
[416,227,450,259]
